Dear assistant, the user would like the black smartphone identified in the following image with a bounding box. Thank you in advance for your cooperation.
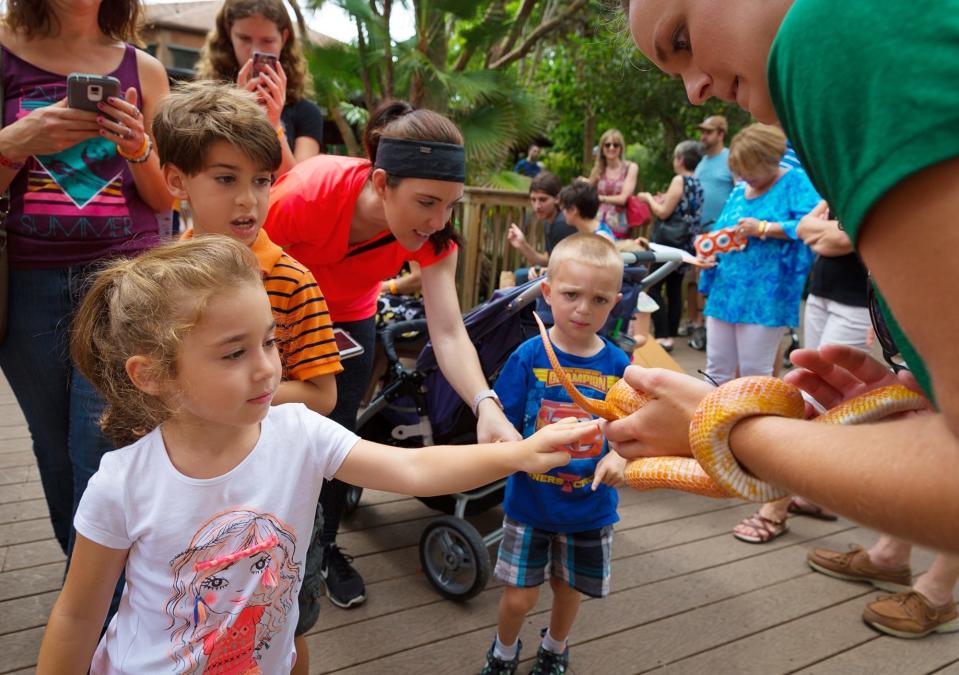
[67,73,121,113]
[252,51,279,79]
[332,328,365,360]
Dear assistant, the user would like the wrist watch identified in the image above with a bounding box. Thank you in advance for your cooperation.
[471,389,503,417]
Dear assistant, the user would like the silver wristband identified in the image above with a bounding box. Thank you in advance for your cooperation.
[471,389,502,417]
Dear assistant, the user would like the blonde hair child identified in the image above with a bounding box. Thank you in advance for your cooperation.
[36,237,596,674]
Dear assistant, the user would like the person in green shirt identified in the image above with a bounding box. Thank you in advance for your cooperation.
[607,0,959,639]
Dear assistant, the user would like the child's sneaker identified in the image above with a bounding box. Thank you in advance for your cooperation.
[480,639,521,675]
[531,629,569,674]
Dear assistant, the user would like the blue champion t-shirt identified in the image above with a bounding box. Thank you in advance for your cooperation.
[493,334,630,533]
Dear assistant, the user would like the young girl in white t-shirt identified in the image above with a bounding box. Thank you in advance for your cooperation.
[37,236,595,674]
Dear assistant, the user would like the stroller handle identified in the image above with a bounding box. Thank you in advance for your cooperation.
[381,318,429,364]
[629,245,687,288]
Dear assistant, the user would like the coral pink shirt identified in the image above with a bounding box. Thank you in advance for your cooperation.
[264,155,455,322]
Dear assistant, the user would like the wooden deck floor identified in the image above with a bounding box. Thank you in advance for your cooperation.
[1,342,957,674]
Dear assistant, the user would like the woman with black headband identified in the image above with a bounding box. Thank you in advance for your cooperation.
[264,100,521,625]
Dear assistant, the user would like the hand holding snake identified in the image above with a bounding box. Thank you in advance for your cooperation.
[534,314,928,501]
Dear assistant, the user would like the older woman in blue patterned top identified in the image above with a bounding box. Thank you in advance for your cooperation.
[699,123,819,386]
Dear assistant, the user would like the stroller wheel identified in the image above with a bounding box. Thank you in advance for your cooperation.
[419,516,490,602]
[342,485,364,517]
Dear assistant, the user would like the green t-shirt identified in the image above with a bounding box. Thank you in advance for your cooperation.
[768,0,959,401]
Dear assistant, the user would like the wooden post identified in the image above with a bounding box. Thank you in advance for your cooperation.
[455,187,535,310]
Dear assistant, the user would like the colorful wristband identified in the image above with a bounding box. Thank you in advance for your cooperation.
[118,135,152,163]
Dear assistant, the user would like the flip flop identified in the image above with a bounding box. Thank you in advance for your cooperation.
[787,497,838,521]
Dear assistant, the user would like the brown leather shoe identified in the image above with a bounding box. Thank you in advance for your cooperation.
[807,545,912,592]
[863,591,959,638]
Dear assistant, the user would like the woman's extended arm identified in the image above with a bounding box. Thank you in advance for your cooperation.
[603,346,959,554]
[37,535,128,674]
[858,156,959,434]
[599,162,639,206]
[640,174,684,220]
[420,251,522,442]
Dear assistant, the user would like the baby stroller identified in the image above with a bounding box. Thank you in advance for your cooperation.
[352,248,685,601]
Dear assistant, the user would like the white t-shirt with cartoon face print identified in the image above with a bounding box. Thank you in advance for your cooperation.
[74,403,358,674]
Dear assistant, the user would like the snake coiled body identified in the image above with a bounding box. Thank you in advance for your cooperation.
[534,314,927,501]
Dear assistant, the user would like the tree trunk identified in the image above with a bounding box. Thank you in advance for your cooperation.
[583,109,596,172]
[285,0,311,45]
[409,0,448,111]
[488,0,587,70]
[355,18,377,110]
[382,0,394,98]
[329,99,363,157]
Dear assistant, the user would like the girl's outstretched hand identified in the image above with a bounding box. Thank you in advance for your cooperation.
[518,418,599,474]
[603,367,713,460]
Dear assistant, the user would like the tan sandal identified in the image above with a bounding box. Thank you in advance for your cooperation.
[733,511,789,544]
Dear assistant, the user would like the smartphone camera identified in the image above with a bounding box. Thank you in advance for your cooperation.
[87,84,104,102]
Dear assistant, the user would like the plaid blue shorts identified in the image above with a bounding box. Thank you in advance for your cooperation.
[493,516,613,598]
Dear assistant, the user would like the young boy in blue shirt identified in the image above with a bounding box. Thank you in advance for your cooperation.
[482,233,630,675]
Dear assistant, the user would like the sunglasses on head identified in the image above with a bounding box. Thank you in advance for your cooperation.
[866,276,909,373]
[603,142,621,149]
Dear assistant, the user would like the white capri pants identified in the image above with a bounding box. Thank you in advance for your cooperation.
[705,317,784,385]
[803,294,871,351]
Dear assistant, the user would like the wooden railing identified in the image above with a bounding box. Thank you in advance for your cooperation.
[453,186,540,310]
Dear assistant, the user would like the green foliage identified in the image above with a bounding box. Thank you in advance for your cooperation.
[539,149,581,185]
[306,0,752,189]
[483,170,532,191]
[532,7,751,190]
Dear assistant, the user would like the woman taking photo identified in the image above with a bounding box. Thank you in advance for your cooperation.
[0,0,170,556]
[589,128,639,238]
[264,100,520,653]
[196,0,324,176]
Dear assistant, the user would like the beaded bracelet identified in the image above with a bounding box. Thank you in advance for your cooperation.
[118,135,152,163]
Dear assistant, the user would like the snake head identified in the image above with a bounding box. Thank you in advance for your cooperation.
[532,312,651,421]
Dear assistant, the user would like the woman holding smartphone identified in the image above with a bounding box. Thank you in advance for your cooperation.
[0,0,171,560]
[196,0,324,176]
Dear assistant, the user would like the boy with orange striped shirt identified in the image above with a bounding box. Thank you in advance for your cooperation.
[152,82,340,671]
